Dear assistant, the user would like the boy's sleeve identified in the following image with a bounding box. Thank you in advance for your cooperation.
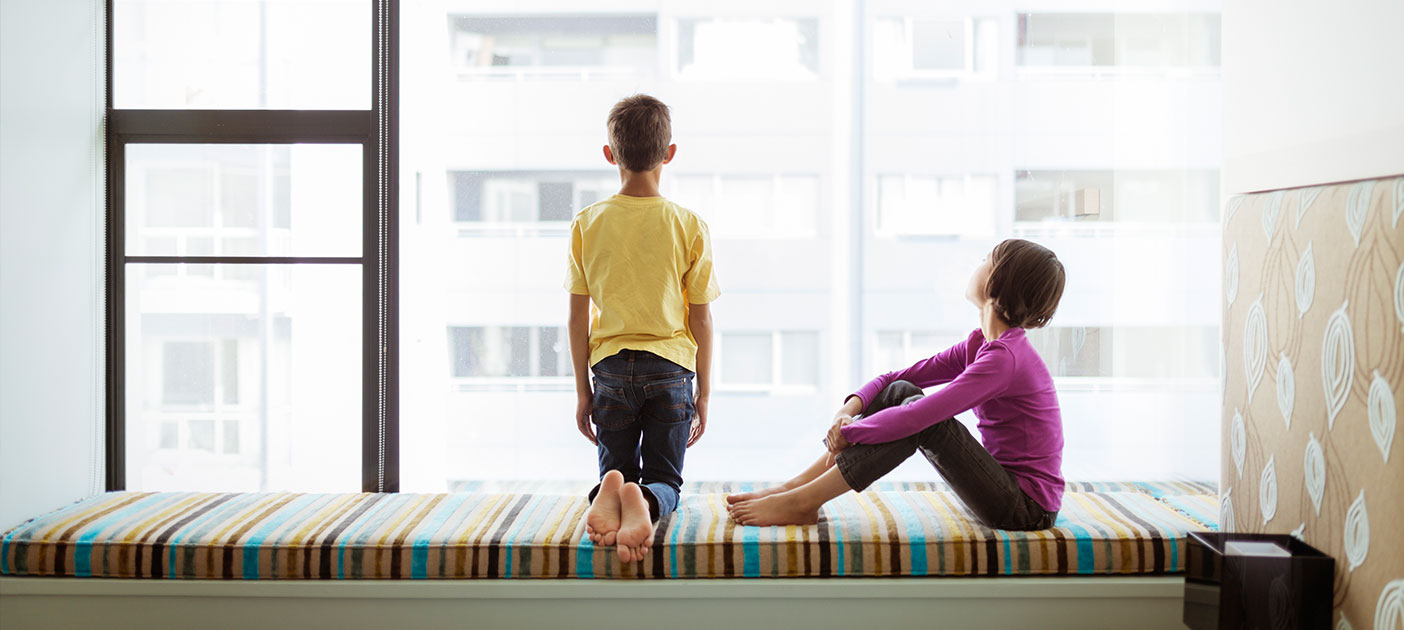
[683,220,721,304]
[563,218,589,295]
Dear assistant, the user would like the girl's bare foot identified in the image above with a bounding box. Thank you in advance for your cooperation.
[615,482,655,563]
[726,484,788,506]
[729,491,821,526]
[728,452,837,507]
[585,470,624,547]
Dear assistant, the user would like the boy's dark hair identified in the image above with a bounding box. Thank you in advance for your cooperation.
[986,239,1066,329]
[607,94,672,173]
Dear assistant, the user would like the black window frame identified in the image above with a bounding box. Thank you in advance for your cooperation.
[104,0,400,492]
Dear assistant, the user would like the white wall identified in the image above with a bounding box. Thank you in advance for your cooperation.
[1223,0,1404,193]
[0,0,104,530]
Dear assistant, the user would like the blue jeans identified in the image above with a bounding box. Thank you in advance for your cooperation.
[587,350,694,521]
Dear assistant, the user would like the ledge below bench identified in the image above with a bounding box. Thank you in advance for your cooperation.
[1,481,1217,580]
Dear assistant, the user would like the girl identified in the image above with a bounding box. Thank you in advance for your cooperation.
[727,239,1067,531]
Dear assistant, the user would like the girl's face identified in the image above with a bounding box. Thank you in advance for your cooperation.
[966,255,992,308]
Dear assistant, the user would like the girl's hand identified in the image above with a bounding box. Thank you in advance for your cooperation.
[576,392,596,445]
[827,415,853,453]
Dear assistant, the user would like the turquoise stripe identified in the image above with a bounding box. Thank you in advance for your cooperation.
[74,494,188,577]
[667,494,688,578]
[906,491,947,574]
[241,494,327,580]
[1002,531,1014,575]
[883,492,928,576]
[740,483,761,577]
[167,493,265,578]
[1052,513,1097,574]
[1068,502,1119,574]
[576,536,595,578]
[336,495,405,579]
[502,495,550,578]
[410,493,479,579]
[830,497,849,576]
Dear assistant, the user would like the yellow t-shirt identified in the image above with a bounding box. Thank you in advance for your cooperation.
[564,194,721,371]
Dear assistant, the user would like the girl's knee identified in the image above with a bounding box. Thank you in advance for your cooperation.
[883,380,923,398]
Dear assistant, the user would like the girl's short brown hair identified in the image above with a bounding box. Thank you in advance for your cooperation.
[985,239,1066,329]
[607,94,672,173]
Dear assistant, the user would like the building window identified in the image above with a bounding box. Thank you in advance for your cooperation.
[449,326,572,381]
[718,331,820,390]
[450,171,616,225]
[676,17,819,80]
[448,15,658,79]
[1014,170,1220,224]
[668,174,820,238]
[1016,13,1220,71]
[872,17,998,81]
[876,174,998,236]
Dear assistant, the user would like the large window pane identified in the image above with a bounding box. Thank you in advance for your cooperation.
[125,264,360,491]
[113,0,370,109]
[403,2,1222,489]
[125,144,362,257]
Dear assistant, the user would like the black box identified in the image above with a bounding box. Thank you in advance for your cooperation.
[1184,531,1335,630]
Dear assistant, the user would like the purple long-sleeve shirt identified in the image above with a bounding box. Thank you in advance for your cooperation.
[840,328,1065,512]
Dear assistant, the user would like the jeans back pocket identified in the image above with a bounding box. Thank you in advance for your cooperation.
[591,378,635,430]
[642,376,694,424]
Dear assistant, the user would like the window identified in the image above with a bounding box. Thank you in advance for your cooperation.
[113,0,371,109]
[448,15,657,79]
[450,171,616,225]
[676,17,819,80]
[1014,170,1220,224]
[448,326,572,384]
[872,17,999,81]
[1016,13,1221,72]
[876,174,998,236]
[718,332,820,390]
[398,3,1222,488]
[668,174,821,237]
[108,1,395,492]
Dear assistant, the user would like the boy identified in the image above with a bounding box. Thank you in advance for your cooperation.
[565,94,720,563]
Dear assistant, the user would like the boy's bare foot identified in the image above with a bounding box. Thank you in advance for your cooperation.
[585,470,624,547]
[729,491,821,526]
[615,482,655,563]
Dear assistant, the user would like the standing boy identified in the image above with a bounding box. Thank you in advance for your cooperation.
[565,94,720,563]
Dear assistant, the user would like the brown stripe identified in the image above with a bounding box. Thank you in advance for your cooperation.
[300,494,366,578]
[556,503,586,578]
[220,494,300,579]
[867,493,905,576]
[1099,495,1166,573]
[484,495,532,579]
[149,494,237,579]
[388,495,446,579]
[317,494,385,579]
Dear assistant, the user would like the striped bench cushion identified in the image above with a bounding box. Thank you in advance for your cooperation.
[1,481,1217,580]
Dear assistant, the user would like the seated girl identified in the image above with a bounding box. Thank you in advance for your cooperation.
[728,239,1067,531]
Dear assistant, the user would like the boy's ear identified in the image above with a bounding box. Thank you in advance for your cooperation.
[662,144,677,165]
[602,145,616,165]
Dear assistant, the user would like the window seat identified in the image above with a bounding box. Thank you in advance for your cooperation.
[0,481,1217,580]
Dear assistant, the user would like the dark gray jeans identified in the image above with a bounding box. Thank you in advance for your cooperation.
[835,380,1057,531]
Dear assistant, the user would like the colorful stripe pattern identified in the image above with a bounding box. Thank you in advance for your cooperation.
[1,481,1217,579]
